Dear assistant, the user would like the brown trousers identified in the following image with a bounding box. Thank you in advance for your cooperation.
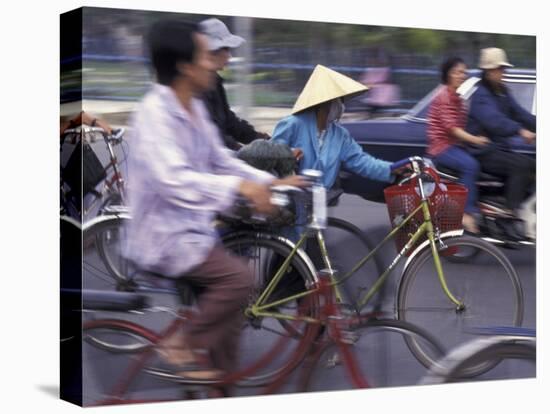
[178,245,254,373]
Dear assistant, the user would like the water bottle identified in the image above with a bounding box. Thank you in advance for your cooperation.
[302,169,327,229]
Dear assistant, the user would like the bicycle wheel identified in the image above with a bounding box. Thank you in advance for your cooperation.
[82,319,161,406]
[223,233,321,387]
[397,235,524,376]
[300,319,445,391]
[84,216,132,288]
[323,217,386,309]
[420,335,536,384]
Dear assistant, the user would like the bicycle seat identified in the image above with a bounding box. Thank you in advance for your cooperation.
[80,289,149,312]
[126,261,198,305]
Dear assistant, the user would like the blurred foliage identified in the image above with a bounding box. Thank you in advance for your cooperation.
[80,7,535,67]
[70,7,535,107]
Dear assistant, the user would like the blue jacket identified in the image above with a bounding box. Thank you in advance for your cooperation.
[271,111,393,189]
[466,82,536,153]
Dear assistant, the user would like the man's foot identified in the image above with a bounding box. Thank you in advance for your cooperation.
[157,329,195,365]
[156,331,225,380]
[496,218,524,242]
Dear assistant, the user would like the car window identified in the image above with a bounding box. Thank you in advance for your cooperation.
[505,80,536,114]
[408,78,535,121]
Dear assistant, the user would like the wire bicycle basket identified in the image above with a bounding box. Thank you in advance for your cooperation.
[384,171,467,255]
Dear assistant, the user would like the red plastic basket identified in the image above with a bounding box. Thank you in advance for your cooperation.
[384,179,467,255]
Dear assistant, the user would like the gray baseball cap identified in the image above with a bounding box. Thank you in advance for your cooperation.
[199,18,245,51]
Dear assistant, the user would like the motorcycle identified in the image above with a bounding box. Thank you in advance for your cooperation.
[436,166,535,248]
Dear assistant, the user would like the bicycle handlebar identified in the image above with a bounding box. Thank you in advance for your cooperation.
[62,126,126,142]
[109,128,125,142]
[390,156,424,172]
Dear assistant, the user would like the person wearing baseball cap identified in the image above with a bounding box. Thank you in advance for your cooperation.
[199,18,270,150]
[465,47,536,239]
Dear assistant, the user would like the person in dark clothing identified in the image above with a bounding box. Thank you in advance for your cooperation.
[465,48,536,237]
[199,18,270,150]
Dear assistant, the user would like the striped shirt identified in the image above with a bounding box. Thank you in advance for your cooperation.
[427,85,467,156]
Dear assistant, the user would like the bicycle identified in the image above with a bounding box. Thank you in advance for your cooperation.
[221,156,523,377]
[83,156,523,379]
[80,210,387,387]
[419,327,535,384]
[61,126,127,220]
[79,279,444,405]
[435,165,536,259]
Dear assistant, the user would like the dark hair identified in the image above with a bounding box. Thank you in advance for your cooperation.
[147,20,199,86]
[440,57,465,84]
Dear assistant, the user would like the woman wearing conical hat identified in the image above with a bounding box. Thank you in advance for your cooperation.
[271,65,395,190]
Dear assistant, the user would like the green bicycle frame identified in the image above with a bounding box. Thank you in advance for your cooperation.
[247,169,464,323]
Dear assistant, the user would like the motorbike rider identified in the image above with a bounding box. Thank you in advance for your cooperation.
[465,47,536,240]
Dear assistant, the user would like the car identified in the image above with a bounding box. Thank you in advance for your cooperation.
[339,69,536,201]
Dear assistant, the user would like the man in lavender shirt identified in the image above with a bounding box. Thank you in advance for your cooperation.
[126,20,306,388]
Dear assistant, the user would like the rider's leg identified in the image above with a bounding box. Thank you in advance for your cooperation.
[183,245,254,371]
[159,244,254,381]
[433,146,481,232]
[475,149,535,240]
[476,149,534,211]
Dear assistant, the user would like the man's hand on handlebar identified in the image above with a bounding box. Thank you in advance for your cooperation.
[271,174,310,189]
[238,180,276,215]
[519,128,536,144]
[238,174,311,216]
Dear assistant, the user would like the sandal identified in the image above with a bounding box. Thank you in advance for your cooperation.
[462,213,480,235]
[156,329,195,366]
[155,332,225,380]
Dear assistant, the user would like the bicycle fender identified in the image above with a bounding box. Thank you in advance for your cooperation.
[393,229,464,318]
[60,214,83,230]
[82,211,132,233]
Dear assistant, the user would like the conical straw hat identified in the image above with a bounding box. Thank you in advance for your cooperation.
[292,64,368,114]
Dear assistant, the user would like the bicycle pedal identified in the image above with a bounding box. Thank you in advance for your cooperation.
[324,352,341,368]
[339,331,359,345]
